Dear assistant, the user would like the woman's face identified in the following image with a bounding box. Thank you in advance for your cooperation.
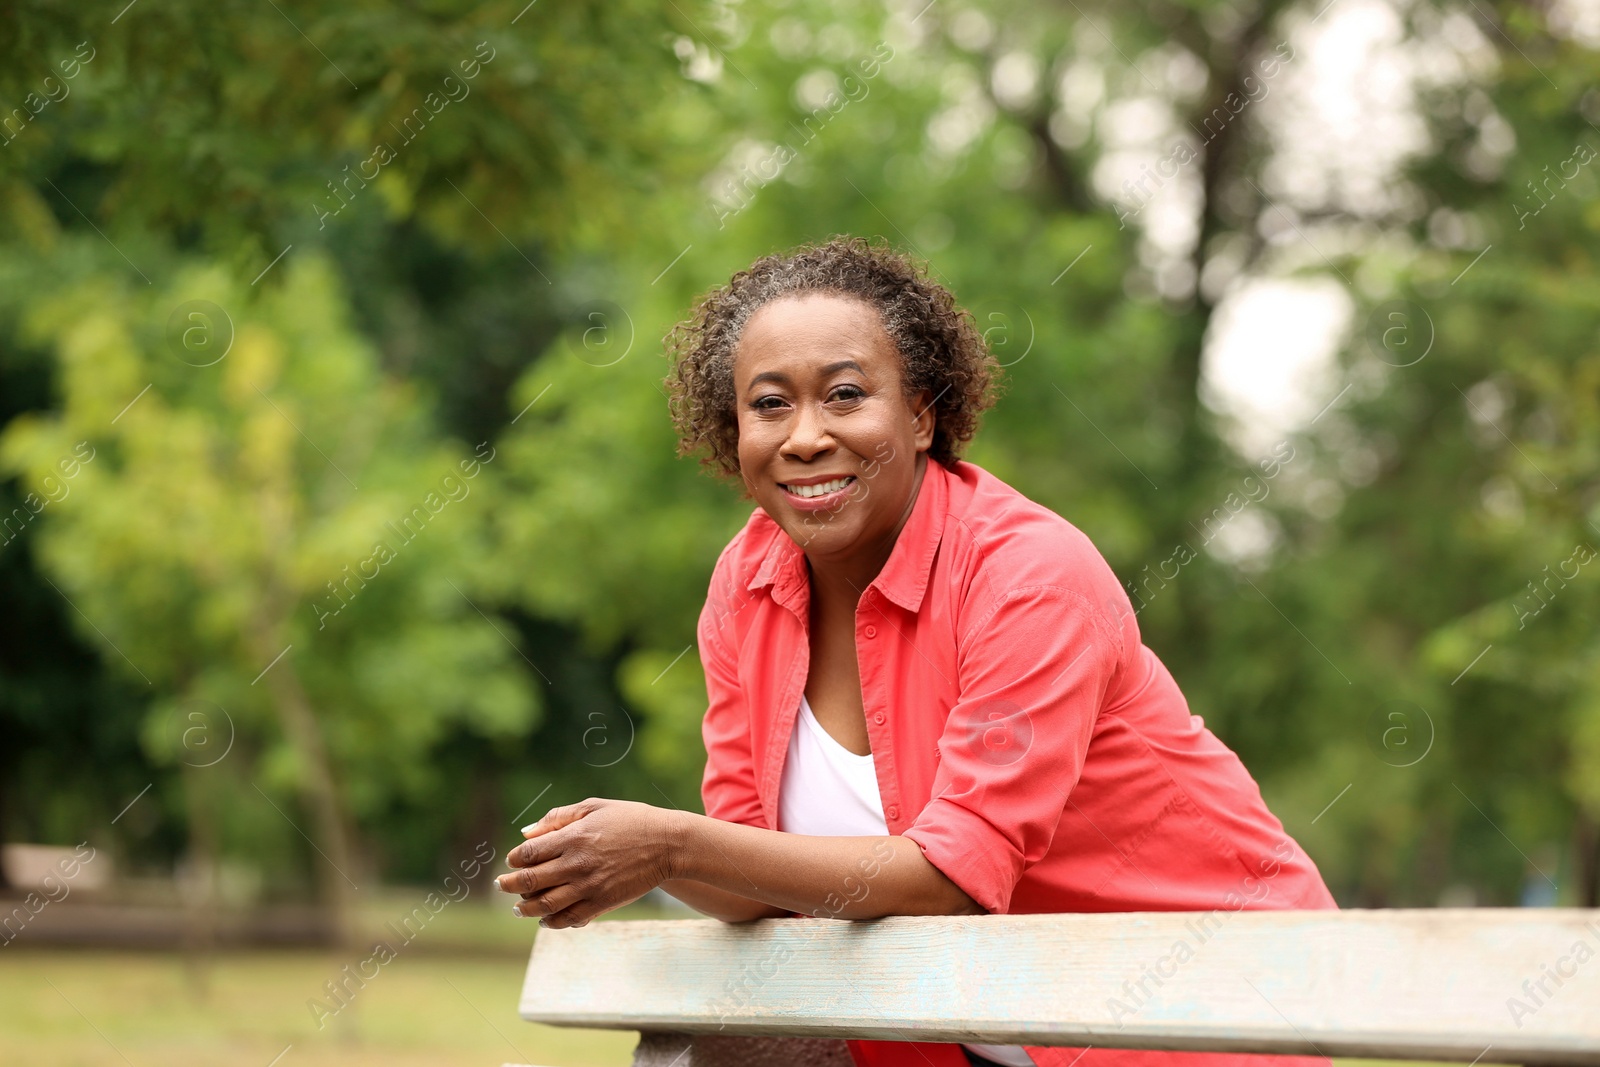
[732,293,934,566]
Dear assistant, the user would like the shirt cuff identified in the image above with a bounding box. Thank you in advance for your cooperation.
[903,798,1023,915]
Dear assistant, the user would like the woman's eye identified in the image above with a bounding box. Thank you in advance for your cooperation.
[752,387,859,411]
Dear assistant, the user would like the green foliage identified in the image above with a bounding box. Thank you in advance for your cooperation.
[1,0,1597,913]
[1,243,539,895]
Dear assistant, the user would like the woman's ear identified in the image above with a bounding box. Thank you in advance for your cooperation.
[911,388,936,451]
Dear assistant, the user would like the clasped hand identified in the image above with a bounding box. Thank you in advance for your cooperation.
[495,797,682,928]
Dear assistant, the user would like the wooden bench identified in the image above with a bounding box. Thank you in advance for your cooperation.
[515,910,1600,1066]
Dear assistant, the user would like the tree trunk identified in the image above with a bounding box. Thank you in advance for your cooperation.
[256,643,359,947]
[463,761,502,899]
[180,763,219,996]
[1573,809,1599,908]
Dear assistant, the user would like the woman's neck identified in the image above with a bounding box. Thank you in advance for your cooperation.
[804,452,928,614]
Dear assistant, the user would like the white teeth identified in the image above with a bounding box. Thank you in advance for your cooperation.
[785,477,853,498]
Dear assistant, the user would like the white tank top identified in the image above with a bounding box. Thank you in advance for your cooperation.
[777,694,1036,1067]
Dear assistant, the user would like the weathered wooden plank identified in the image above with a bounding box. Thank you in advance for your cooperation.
[517,910,1600,1064]
[628,1033,854,1066]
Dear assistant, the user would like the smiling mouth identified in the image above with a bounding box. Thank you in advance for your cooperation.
[779,476,857,499]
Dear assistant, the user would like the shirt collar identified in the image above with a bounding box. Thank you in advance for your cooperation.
[747,456,950,615]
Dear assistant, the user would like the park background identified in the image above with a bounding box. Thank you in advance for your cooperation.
[2,0,1598,1063]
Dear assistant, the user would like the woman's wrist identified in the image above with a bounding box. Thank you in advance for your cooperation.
[661,807,700,883]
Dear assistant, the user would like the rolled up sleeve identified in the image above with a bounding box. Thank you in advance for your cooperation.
[697,552,768,829]
[903,583,1121,914]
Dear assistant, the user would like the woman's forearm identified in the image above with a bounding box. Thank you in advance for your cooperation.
[657,879,790,922]
[666,811,984,920]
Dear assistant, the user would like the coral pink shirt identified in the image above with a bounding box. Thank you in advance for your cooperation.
[697,456,1336,1067]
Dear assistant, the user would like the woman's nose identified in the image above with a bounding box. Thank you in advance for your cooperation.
[782,401,834,458]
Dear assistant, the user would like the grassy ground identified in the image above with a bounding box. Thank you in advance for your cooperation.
[0,884,682,1066]
[0,946,635,1067]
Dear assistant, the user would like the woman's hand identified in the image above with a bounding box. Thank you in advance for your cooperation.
[496,797,683,928]
[497,797,982,927]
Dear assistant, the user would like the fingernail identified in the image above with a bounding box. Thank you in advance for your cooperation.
[520,823,537,834]
[511,905,521,916]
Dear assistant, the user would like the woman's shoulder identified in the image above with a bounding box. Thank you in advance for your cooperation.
[943,460,1127,604]
[938,461,1137,658]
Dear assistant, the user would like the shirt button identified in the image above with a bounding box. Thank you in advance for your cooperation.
[864,625,878,638]
[874,712,886,725]
[886,805,900,820]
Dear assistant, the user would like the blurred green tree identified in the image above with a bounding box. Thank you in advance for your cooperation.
[0,0,698,909]
[1275,9,1600,903]
[1,0,1597,917]
[1,249,538,938]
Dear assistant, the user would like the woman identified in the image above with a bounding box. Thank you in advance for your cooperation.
[497,238,1337,1067]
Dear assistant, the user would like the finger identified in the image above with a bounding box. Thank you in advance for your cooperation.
[537,900,595,929]
[496,862,565,896]
[506,828,569,869]
[519,799,596,839]
[499,863,576,895]
[538,882,642,929]
[507,801,600,868]
[512,882,584,919]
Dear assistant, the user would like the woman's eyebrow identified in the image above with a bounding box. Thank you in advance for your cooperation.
[746,360,865,391]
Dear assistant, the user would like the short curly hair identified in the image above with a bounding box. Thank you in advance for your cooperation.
[664,236,1003,482]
